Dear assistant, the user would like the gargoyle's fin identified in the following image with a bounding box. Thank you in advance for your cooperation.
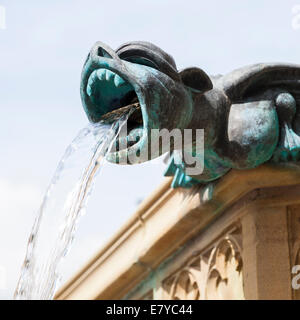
[221,63,300,103]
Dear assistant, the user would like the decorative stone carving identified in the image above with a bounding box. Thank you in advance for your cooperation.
[163,258,202,300]
[162,231,244,300]
[205,237,244,300]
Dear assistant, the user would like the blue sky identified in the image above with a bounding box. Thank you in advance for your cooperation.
[0,0,299,299]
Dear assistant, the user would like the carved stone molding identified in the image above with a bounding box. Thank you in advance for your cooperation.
[163,257,202,300]
[205,236,244,300]
[162,229,244,300]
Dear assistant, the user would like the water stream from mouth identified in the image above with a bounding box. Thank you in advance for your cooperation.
[14,112,130,300]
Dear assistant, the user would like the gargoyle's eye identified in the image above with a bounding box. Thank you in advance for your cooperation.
[123,56,158,70]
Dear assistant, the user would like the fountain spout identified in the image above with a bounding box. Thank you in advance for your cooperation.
[81,41,300,188]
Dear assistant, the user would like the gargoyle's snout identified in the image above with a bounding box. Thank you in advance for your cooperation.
[81,42,139,123]
[80,41,213,165]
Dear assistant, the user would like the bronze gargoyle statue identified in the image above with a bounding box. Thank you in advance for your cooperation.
[80,41,300,188]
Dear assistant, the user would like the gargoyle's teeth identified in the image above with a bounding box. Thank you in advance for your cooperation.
[106,69,114,81]
[96,69,106,80]
[86,69,128,97]
[114,74,126,87]
[86,84,92,96]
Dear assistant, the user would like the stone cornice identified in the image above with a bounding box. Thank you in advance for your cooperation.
[55,163,300,300]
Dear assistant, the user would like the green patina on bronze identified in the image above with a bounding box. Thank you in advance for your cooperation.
[80,41,300,188]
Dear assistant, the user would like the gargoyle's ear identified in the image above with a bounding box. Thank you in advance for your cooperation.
[180,67,213,93]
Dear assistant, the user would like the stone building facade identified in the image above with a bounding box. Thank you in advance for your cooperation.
[55,164,300,300]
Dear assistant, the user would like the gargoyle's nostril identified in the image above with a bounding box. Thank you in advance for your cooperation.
[97,47,113,59]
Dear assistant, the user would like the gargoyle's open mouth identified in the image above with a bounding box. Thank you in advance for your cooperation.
[86,68,144,152]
